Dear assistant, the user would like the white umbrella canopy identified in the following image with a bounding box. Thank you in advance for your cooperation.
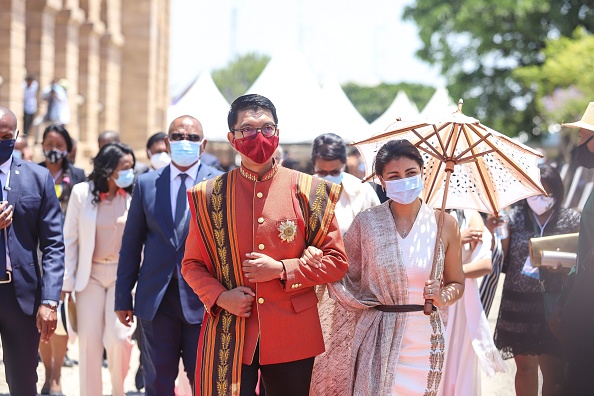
[353,103,546,314]
[353,108,546,216]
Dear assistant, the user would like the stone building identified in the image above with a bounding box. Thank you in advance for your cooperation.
[0,0,169,164]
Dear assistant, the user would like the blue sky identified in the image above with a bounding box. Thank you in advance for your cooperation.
[169,0,444,97]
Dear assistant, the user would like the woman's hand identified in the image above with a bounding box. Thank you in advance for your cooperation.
[460,227,482,245]
[424,280,447,308]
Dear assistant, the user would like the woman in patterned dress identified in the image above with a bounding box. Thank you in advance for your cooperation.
[494,164,580,395]
[328,140,464,395]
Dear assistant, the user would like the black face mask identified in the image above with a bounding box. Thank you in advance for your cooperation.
[576,136,594,169]
[0,139,16,165]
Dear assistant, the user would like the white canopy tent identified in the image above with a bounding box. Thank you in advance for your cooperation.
[320,75,369,143]
[246,50,328,144]
[370,90,420,133]
[167,72,230,142]
[420,86,458,117]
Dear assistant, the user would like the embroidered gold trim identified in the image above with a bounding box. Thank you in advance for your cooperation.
[239,163,278,183]
[210,177,232,396]
[308,181,326,232]
[424,242,445,396]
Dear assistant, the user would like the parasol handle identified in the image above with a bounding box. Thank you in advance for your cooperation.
[423,300,433,315]
[424,161,455,315]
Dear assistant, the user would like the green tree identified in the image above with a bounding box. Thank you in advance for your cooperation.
[403,0,593,136]
[343,82,435,123]
[514,28,594,159]
[212,53,270,102]
[514,28,594,125]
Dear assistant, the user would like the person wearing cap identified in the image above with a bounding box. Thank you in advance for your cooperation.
[553,102,594,394]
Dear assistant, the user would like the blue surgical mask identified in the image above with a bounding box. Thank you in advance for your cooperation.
[0,139,16,165]
[12,149,22,160]
[113,168,135,188]
[317,172,344,185]
[170,140,201,167]
[384,174,424,205]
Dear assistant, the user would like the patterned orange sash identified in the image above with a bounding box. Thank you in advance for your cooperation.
[188,169,341,396]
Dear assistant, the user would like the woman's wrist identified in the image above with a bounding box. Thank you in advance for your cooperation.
[440,282,462,306]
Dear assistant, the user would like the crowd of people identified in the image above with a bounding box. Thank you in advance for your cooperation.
[0,96,592,396]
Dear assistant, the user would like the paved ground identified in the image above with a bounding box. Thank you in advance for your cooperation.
[0,275,532,395]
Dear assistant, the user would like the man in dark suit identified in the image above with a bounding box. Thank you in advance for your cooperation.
[115,115,222,394]
[0,106,64,395]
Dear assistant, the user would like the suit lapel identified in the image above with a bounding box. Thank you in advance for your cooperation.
[7,160,22,207]
[155,166,177,247]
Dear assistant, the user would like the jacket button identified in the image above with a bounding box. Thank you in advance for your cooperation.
[258,298,264,304]
[257,217,264,224]
[257,192,263,198]
[258,243,265,250]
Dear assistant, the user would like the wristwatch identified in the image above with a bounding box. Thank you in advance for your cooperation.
[41,300,58,310]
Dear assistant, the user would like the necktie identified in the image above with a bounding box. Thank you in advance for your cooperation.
[0,173,6,275]
[174,173,188,243]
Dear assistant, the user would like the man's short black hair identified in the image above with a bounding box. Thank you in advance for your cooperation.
[311,133,347,165]
[146,132,167,150]
[227,94,278,130]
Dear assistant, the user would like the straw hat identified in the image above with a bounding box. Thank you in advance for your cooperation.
[562,102,594,132]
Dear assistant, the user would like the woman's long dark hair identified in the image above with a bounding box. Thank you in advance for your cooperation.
[88,142,136,204]
[42,124,73,172]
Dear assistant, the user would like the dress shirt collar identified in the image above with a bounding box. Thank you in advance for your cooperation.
[170,160,200,183]
[0,156,13,175]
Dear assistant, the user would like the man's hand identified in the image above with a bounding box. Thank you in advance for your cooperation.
[216,287,255,317]
[299,246,323,268]
[36,304,57,343]
[242,253,283,283]
[115,310,135,327]
[0,202,14,230]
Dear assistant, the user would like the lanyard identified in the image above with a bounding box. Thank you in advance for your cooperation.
[530,210,554,238]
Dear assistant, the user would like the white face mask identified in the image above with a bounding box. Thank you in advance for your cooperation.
[527,195,555,215]
[148,151,171,169]
[384,174,424,205]
[316,171,344,185]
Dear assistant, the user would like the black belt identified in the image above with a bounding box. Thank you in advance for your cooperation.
[374,304,436,313]
[0,271,12,284]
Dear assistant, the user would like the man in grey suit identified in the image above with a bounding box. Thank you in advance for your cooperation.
[0,106,64,395]
[115,115,222,395]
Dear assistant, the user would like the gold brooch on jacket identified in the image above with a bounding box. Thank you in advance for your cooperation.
[278,220,297,243]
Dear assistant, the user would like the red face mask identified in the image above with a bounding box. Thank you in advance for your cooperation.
[233,133,279,164]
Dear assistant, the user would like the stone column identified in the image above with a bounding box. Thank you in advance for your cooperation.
[78,21,104,149]
[98,33,123,133]
[120,0,170,152]
[0,0,26,117]
[54,7,84,140]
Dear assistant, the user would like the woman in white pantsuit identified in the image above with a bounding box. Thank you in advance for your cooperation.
[62,143,136,396]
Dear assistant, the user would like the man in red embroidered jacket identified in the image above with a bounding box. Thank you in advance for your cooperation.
[182,94,348,396]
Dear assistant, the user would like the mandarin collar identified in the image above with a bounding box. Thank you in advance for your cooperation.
[239,160,279,182]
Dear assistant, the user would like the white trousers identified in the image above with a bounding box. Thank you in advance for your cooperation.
[76,263,135,396]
